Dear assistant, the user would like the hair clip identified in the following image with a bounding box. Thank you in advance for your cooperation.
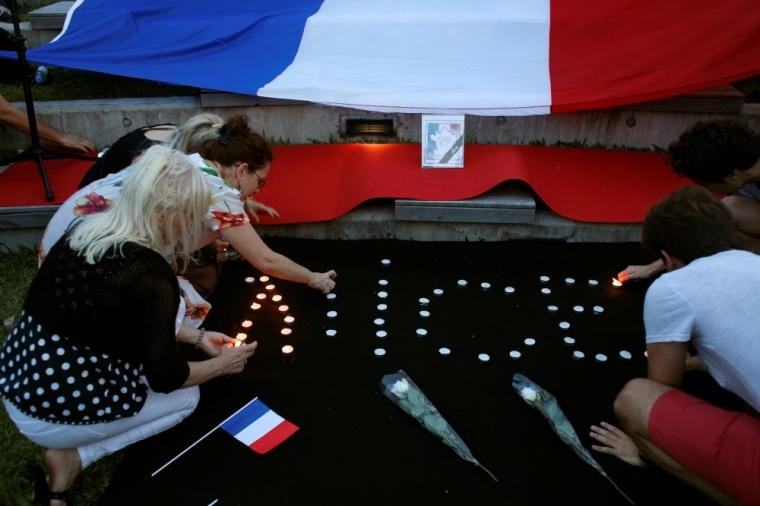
[215,124,230,146]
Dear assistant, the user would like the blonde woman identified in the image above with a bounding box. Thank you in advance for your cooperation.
[1,146,257,506]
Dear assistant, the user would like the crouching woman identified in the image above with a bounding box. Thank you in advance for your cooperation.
[0,146,257,505]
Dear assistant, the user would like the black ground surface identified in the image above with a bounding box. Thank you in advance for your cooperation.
[100,239,740,506]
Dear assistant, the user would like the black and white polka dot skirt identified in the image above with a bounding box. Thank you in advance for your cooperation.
[0,311,147,425]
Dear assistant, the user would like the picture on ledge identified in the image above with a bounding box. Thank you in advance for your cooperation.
[422,115,465,168]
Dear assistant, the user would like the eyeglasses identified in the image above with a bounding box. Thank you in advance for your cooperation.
[253,170,266,189]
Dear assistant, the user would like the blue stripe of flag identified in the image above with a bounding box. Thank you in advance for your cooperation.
[221,399,271,436]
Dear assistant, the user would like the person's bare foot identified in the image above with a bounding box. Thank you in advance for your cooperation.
[590,422,649,468]
[45,448,81,505]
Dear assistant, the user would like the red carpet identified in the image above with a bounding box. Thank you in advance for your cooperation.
[0,144,687,223]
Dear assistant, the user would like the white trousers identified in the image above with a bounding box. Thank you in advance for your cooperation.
[4,385,199,469]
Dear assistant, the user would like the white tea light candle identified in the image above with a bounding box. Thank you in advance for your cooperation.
[376,330,387,338]
[271,295,282,303]
[278,305,289,312]
[259,276,269,282]
[244,277,255,284]
[419,298,430,306]
[559,322,570,329]
[540,276,550,283]
[374,348,386,357]
[327,311,337,319]
[573,351,585,360]
[588,279,599,286]
[381,259,391,265]
[595,353,608,362]
[378,279,388,286]
[565,278,575,285]
[281,345,293,355]
[250,302,261,310]
[326,329,337,338]
[573,305,583,313]
[541,288,551,295]
[458,280,467,287]
[235,333,247,341]
[563,337,575,345]
[378,291,388,299]
[265,284,275,291]
[280,328,292,336]
[619,350,632,360]
[524,338,536,346]
[284,316,295,324]
[256,293,266,300]
[548,305,558,313]
[241,320,252,328]
[510,350,521,360]
[326,293,337,300]
[433,289,443,296]
[377,304,387,311]
[593,306,604,314]
[419,311,430,318]
[478,353,490,362]
[374,318,385,326]
[416,328,427,336]
[439,347,451,356]
[505,286,515,294]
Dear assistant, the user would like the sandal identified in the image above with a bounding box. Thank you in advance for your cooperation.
[19,461,74,506]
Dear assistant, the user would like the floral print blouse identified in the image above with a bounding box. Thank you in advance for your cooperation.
[40,154,249,264]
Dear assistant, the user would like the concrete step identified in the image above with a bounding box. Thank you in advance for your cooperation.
[28,1,73,30]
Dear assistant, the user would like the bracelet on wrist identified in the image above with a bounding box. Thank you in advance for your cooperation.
[195,328,205,349]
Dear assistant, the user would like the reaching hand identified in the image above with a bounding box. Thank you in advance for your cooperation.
[58,133,95,152]
[618,259,664,284]
[590,422,648,467]
[199,331,236,358]
[215,340,258,375]
[308,270,337,294]
[245,199,281,223]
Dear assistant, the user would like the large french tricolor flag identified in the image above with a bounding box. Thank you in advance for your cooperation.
[1,0,758,115]
[221,399,299,454]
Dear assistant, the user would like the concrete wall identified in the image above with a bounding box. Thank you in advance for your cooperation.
[2,97,759,152]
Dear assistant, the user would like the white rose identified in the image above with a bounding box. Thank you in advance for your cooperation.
[390,378,409,398]
[521,387,538,402]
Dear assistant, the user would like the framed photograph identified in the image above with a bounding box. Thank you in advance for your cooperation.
[421,115,465,168]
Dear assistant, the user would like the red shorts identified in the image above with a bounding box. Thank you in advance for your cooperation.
[649,389,760,506]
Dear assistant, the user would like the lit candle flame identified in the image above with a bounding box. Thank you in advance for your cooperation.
[284,316,294,324]
[612,278,623,287]
[259,276,270,282]
[241,320,252,328]
[256,293,266,300]
[272,295,282,302]
[236,333,247,341]
[278,305,289,312]
[282,345,293,354]
[250,302,261,310]
[234,340,242,348]
[281,328,292,336]
[265,284,275,291]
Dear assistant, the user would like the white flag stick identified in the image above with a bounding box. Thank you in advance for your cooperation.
[207,500,219,506]
[152,397,259,477]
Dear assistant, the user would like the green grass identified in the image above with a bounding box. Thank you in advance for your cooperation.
[0,247,122,506]
[0,69,199,103]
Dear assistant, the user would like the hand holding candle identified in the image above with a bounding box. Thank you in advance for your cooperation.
[198,331,237,358]
[216,340,258,375]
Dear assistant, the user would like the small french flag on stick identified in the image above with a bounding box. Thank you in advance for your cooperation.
[152,397,298,476]
[221,398,299,454]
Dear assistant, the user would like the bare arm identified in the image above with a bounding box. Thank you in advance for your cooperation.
[618,258,665,284]
[0,94,95,152]
[222,224,336,293]
[646,341,690,389]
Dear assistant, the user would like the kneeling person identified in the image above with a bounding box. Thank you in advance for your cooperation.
[593,186,760,506]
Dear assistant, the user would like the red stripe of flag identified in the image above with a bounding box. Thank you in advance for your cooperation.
[248,420,299,454]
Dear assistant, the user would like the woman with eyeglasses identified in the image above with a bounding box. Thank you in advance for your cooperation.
[40,114,337,297]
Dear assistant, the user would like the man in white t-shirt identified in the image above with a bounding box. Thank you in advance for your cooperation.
[590,186,760,506]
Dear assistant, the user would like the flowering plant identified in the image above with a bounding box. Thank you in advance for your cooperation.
[380,370,496,481]
[512,373,634,504]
